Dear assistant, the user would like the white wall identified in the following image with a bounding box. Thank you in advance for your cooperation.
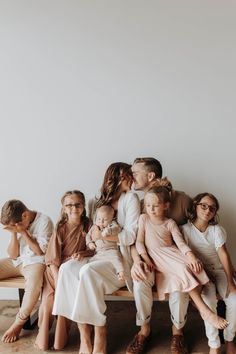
[0,0,235,299]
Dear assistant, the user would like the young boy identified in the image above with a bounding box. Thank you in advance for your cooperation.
[86,205,125,280]
[0,199,53,343]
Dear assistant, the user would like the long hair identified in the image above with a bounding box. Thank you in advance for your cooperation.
[96,162,132,208]
[56,190,89,232]
[189,192,219,225]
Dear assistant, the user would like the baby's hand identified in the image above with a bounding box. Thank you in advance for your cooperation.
[88,242,96,251]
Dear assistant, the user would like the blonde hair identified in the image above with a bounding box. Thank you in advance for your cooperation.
[149,177,173,192]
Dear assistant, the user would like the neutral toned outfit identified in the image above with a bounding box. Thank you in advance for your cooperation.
[182,221,236,348]
[0,212,53,325]
[35,223,93,350]
[136,215,209,299]
[52,191,140,326]
[86,221,124,274]
[133,191,191,328]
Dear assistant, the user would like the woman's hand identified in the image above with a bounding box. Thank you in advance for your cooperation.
[71,253,84,261]
[186,251,203,273]
[90,225,102,242]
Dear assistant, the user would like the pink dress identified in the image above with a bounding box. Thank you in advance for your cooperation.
[136,214,209,300]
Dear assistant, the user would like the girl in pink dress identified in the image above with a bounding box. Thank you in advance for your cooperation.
[136,185,228,330]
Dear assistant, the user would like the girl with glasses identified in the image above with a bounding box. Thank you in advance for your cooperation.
[52,163,140,354]
[182,192,236,354]
[35,190,93,351]
[135,186,228,333]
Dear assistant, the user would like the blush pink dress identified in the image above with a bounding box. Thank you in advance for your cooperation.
[136,214,209,300]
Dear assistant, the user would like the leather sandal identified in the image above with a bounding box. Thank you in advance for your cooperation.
[126,333,150,354]
[170,334,188,354]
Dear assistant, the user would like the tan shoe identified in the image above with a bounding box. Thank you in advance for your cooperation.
[126,334,150,354]
[170,335,188,354]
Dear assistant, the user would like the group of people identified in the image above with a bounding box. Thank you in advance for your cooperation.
[0,157,235,354]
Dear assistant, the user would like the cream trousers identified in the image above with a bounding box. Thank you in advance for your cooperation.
[202,281,236,348]
[0,258,45,324]
[133,270,189,329]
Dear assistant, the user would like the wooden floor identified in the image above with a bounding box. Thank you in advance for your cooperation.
[0,300,230,354]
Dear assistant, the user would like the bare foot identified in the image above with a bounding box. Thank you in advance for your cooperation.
[209,347,220,354]
[93,326,107,354]
[78,323,93,354]
[225,340,236,354]
[33,342,45,351]
[117,271,125,281]
[1,322,23,343]
[201,310,229,329]
[139,323,151,337]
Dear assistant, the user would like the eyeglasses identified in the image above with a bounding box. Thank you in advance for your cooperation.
[65,203,83,209]
[197,203,217,213]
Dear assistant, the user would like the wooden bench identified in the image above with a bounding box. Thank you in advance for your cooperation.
[0,277,225,343]
[0,277,39,330]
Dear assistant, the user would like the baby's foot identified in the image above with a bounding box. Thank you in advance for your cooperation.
[1,322,23,343]
[201,310,229,329]
[117,271,125,281]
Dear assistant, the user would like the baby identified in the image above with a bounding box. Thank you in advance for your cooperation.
[86,205,125,281]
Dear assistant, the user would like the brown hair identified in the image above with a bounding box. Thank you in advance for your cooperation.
[56,190,89,232]
[0,200,28,225]
[189,192,219,225]
[96,162,132,208]
[133,157,163,178]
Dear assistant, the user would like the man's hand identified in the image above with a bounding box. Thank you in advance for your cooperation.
[131,261,150,281]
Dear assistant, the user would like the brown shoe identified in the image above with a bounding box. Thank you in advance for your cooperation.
[126,334,149,354]
[170,335,188,354]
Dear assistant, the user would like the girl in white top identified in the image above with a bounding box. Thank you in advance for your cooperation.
[182,192,236,354]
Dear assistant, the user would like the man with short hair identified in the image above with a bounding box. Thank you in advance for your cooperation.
[126,157,192,354]
[0,199,53,343]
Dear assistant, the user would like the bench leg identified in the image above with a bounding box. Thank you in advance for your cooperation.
[217,299,226,344]
[18,289,38,330]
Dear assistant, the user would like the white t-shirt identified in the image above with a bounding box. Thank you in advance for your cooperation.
[181,221,226,271]
[12,212,53,267]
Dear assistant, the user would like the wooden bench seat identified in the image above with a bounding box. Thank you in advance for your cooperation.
[0,276,39,330]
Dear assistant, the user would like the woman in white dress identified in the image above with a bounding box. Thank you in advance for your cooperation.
[53,162,140,354]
